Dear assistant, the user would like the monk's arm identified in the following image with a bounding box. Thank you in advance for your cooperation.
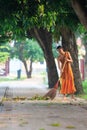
[66,52,73,63]
[57,57,62,73]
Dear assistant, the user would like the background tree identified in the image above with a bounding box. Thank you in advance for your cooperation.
[75,24,87,61]
[10,39,44,78]
[0,45,10,75]
[0,45,10,63]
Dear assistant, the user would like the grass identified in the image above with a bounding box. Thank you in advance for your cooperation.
[66,125,76,129]
[50,123,61,127]
[78,80,87,99]
[82,80,87,93]
[0,77,26,82]
[0,73,46,82]
[39,128,45,130]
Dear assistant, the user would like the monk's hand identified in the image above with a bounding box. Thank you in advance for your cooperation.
[65,57,71,62]
[66,58,72,63]
[65,57,68,62]
[60,69,64,75]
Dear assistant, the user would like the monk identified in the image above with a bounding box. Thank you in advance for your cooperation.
[57,45,76,100]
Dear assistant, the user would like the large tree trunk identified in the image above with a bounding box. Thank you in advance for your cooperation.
[71,0,87,30]
[28,27,58,88]
[71,0,87,80]
[61,27,83,94]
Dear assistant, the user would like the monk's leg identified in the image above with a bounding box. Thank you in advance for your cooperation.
[71,94,76,100]
[63,94,67,100]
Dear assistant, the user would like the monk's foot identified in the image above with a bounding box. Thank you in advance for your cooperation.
[63,96,67,100]
[62,96,69,101]
[71,95,77,101]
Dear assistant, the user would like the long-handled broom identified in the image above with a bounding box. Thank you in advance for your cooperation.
[43,60,67,100]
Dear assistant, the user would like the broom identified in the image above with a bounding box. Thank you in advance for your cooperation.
[43,60,67,100]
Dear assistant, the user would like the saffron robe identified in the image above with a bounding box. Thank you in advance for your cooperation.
[60,51,76,94]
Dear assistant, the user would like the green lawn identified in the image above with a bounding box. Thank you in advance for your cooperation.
[0,77,26,81]
[79,80,87,100]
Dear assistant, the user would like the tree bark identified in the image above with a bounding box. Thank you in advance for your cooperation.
[61,27,83,94]
[71,0,87,30]
[22,59,32,78]
[28,27,58,88]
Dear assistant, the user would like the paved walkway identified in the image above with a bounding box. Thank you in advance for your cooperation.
[0,77,87,130]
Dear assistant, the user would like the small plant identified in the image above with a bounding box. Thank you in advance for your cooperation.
[76,79,87,100]
[66,125,76,129]
[12,96,27,101]
[30,94,50,100]
[19,121,28,127]
[39,128,45,130]
[50,123,61,127]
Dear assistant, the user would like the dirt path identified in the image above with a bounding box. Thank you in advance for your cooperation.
[0,76,87,130]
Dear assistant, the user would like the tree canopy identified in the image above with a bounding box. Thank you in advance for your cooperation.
[0,0,81,41]
[0,45,10,63]
[10,39,44,62]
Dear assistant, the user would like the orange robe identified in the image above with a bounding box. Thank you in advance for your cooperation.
[60,51,76,94]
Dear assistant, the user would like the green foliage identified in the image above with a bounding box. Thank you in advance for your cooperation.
[0,52,9,62]
[75,24,87,38]
[82,80,87,93]
[10,38,44,62]
[0,0,80,41]
[78,80,87,99]
[30,94,50,100]
[44,0,79,30]
[39,128,45,130]
[50,123,61,127]
[66,125,76,129]
[0,45,10,63]
[76,24,87,45]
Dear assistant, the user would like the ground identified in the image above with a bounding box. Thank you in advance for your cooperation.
[0,76,87,130]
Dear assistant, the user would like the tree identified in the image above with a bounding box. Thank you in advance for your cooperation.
[0,0,84,93]
[28,1,83,93]
[71,0,87,30]
[29,28,58,88]
[10,39,44,78]
[0,45,10,76]
[61,27,83,93]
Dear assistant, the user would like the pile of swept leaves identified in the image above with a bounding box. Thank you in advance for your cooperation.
[1,94,50,102]
[30,94,50,100]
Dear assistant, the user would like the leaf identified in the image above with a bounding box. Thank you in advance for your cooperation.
[19,121,28,127]
[39,128,45,130]
[66,125,76,129]
[50,123,61,127]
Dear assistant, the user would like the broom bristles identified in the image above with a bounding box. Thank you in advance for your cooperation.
[43,88,57,100]
[43,80,60,100]
[44,81,59,100]
[44,61,66,100]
